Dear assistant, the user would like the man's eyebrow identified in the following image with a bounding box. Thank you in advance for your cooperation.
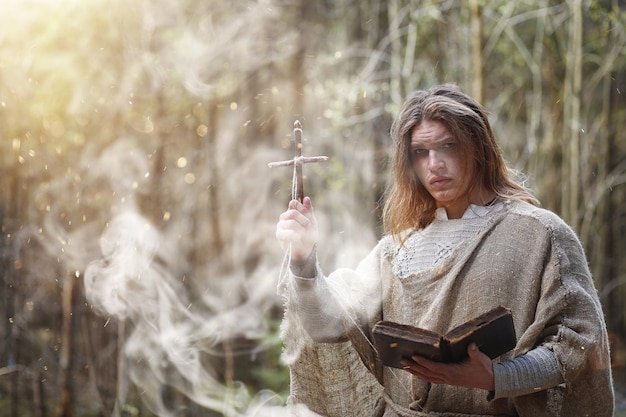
[410,135,455,147]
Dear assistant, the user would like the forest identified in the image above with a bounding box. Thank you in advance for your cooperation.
[0,0,625,416]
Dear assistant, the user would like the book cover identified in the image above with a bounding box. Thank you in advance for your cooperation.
[372,305,516,368]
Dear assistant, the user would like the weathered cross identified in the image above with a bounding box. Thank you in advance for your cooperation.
[268,120,329,202]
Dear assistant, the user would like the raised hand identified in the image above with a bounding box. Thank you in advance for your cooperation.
[275,196,318,262]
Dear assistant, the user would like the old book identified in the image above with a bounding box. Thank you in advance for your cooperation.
[372,305,516,368]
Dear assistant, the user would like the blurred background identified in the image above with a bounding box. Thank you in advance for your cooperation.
[0,0,624,416]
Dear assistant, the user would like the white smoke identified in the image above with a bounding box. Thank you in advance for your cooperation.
[1,1,381,415]
[80,143,286,416]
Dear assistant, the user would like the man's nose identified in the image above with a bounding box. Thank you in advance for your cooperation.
[428,150,444,170]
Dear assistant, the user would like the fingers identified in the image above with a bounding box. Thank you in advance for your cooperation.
[400,344,494,391]
[279,201,313,229]
[286,197,314,217]
[401,356,448,384]
[279,198,316,233]
[276,197,318,260]
[467,342,480,359]
[302,196,314,212]
[276,214,310,241]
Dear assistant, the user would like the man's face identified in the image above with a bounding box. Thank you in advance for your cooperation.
[410,119,476,218]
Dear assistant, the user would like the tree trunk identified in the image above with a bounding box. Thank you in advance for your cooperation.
[81,314,105,416]
[111,320,127,417]
[206,98,223,256]
[9,284,20,417]
[387,0,404,104]
[4,131,22,417]
[605,69,626,344]
[292,0,309,118]
[561,0,583,230]
[55,271,79,417]
[525,0,547,195]
[32,369,46,417]
[469,0,484,103]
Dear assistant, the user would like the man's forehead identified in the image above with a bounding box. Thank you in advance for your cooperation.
[410,122,455,145]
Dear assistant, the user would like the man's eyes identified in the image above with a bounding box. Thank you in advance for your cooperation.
[412,143,455,155]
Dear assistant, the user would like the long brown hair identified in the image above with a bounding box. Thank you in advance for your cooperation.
[382,84,539,237]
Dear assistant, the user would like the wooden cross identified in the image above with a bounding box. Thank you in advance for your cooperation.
[268,120,329,202]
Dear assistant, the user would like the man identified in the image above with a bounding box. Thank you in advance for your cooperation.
[276,84,614,416]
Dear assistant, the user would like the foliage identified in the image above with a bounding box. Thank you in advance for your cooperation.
[0,0,624,416]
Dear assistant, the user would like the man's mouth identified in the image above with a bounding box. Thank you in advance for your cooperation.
[430,176,451,187]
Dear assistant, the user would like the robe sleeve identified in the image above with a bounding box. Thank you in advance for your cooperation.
[281,245,386,417]
[512,209,614,416]
[491,346,563,400]
[289,269,348,343]
[288,240,387,344]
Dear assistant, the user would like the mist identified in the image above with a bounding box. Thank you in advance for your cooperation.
[0,0,379,415]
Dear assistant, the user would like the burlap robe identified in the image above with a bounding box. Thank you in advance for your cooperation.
[280,201,614,416]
